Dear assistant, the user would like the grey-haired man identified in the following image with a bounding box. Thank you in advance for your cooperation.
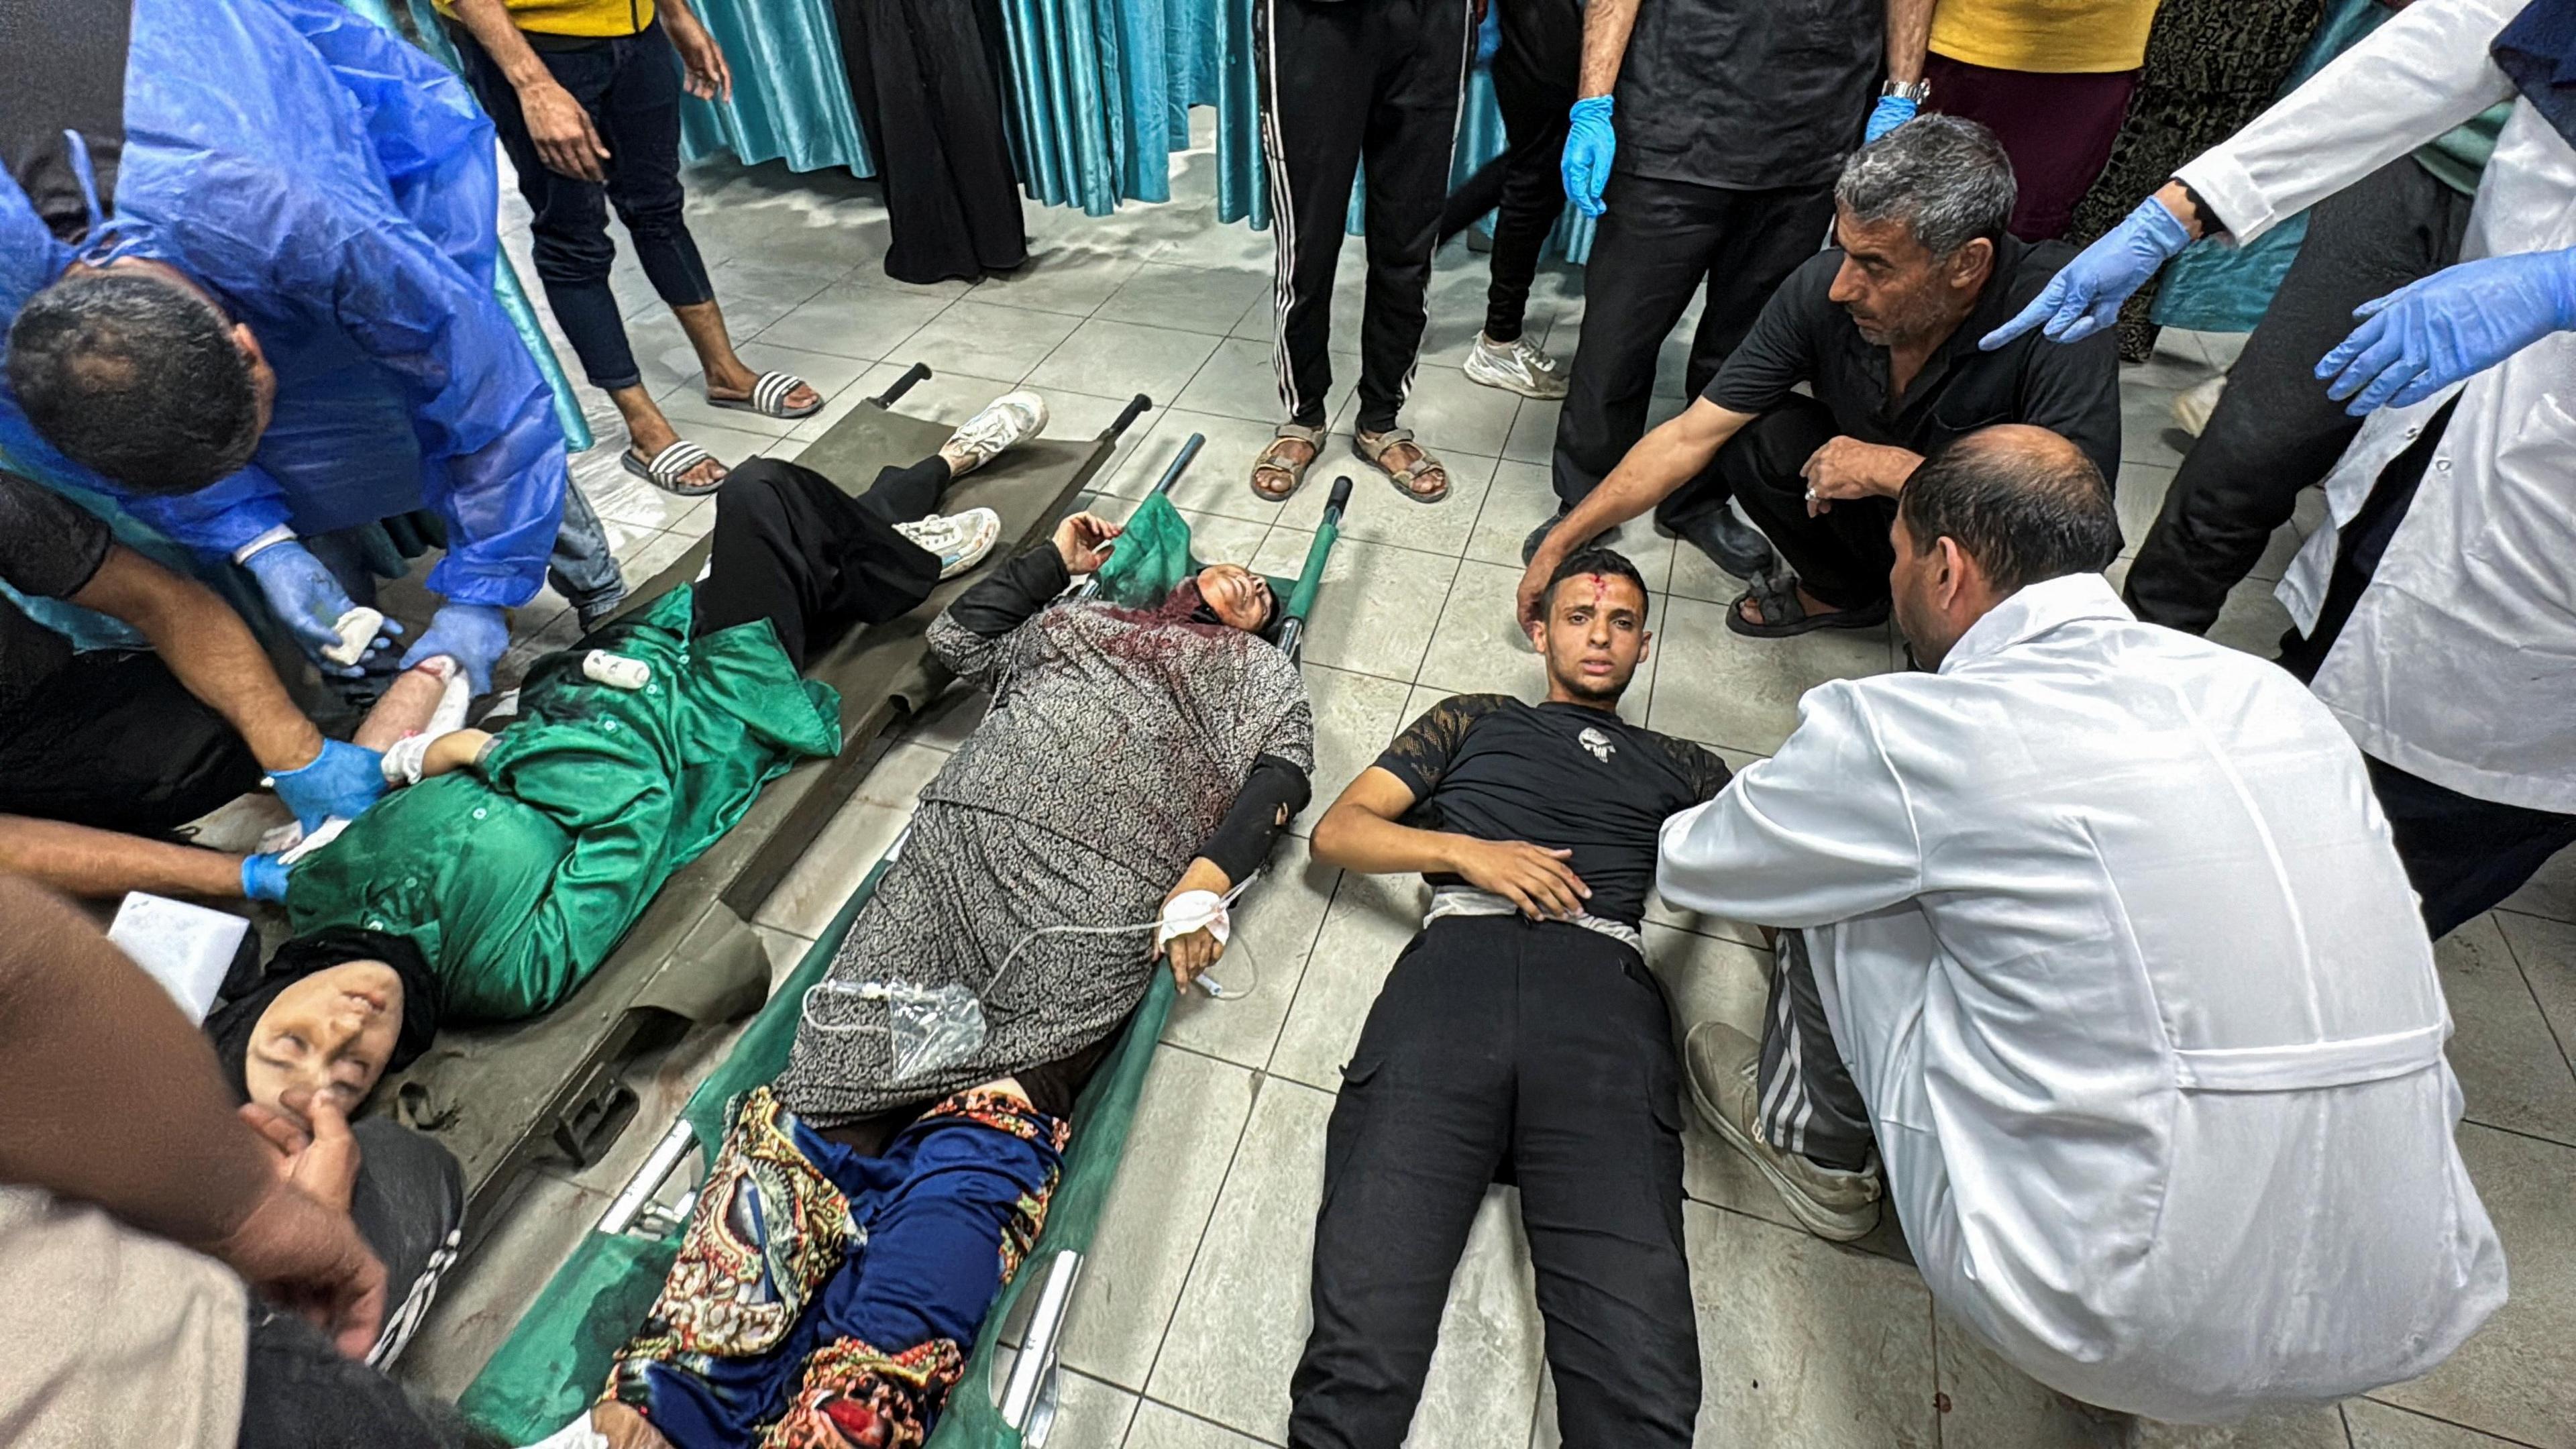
[1517,116,2122,639]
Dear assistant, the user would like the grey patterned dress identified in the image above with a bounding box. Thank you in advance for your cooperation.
[775,589,1313,1125]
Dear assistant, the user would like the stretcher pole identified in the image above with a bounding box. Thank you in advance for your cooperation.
[1274,474,1352,663]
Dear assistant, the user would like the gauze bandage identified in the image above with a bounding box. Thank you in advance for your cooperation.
[1157,890,1232,951]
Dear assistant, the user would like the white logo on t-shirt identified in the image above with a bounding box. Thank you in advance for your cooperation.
[1578,726,1616,763]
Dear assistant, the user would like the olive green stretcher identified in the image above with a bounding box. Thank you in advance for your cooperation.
[367,366,1146,1236]
[452,466,1358,1448]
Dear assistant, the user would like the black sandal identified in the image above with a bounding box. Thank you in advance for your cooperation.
[1725,572,1890,639]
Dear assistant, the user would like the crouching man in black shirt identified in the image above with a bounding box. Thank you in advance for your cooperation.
[1289,547,1729,1449]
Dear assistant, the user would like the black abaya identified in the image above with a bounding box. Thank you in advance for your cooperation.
[833,0,1028,284]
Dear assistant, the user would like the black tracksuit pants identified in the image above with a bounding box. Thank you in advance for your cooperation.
[1290,916,1699,1449]
[1435,0,1581,343]
[692,455,947,669]
[2123,157,2473,633]
[1256,0,1472,432]
[1549,174,1836,508]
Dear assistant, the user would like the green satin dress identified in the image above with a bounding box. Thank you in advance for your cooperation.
[286,588,842,1021]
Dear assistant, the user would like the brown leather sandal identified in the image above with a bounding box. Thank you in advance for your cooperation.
[1353,426,1450,503]
[1252,422,1326,501]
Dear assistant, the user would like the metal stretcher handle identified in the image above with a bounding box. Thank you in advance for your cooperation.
[873,363,932,407]
[1106,393,1153,441]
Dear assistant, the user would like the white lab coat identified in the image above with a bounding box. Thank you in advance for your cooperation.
[1657,575,2505,1423]
[2174,0,2576,813]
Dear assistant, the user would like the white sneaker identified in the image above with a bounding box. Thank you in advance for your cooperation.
[944,390,1049,474]
[2171,374,2226,437]
[896,506,1002,580]
[1462,333,1570,399]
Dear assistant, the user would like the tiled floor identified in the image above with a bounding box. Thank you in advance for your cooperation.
[394,128,2576,1449]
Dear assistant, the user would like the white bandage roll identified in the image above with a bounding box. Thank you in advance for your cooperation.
[322,606,386,667]
[1157,889,1232,950]
[583,649,651,690]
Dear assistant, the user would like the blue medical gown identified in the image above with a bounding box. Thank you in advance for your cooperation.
[0,0,567,608]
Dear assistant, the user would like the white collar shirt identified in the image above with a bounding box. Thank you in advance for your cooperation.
[1656,575,2505,1422]
[2175,0,2576,812]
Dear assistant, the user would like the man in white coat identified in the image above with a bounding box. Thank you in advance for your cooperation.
[1983,0,2576,936]
[1657,425,2505,1424]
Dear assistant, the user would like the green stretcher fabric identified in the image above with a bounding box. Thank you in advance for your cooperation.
[1093,491,1199,605]
[286,588,842,1021]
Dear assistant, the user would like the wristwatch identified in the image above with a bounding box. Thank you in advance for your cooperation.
[1882,78,1933,103]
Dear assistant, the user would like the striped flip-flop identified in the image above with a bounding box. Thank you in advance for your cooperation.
[623,437,727,496]
[707,370,822,419]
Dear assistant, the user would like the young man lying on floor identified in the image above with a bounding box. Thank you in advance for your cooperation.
[535,501,1314,1449]
[247,392,1047,1024]
[1289,548,1731,1448]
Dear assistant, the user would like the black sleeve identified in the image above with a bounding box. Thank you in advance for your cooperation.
[1683,741,1734,801]
[1373,694,1509,801]
[0,470,113,600]
[1198,752,1313,884]
[943,544,1071,639]
[1701,253,1834,417]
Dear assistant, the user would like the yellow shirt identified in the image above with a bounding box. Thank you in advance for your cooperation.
[433,0,656,40]
[1928,0,2159,74]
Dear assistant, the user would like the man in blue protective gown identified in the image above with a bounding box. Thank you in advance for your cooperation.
[0,0,621,697]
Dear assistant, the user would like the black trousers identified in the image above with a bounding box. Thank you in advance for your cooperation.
[2123,158,2473,633]
[1550,173,1836,508]
[1699,396,1898,608]
[1291,916,1698,1449]
[239,1307,497,1449]
[833,0,1026,284]
[0,649,262,834]
[692,456,947,669]
[2271,402,2576,936]
[1755,930,1876,1173]
[352,1117,467,1367]
[1256,0,1472,432]
[1434,0,1580,343]
[449,20,716,392]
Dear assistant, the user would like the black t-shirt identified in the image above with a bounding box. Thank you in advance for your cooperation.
[1375,695,1733,926]
[0,471,115,720]
[1702,236,2125,482]
[1615,0,1882,192]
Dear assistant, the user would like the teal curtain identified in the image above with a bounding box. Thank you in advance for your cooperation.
[675,0,873,174]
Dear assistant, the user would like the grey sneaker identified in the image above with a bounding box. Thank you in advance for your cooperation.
[944,390,1049,474]
[1463,333,1570,400]
[895,506,1002,580]
[1684,1021,1883,1242]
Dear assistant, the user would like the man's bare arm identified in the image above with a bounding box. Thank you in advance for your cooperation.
[447,0,612,182]
[1886,0,1936,85]
[1578,0,1643,98]
[1517,397,1754,624]
[0,816,245,899]
[1314,767,1591,919]
[71,545,323,773]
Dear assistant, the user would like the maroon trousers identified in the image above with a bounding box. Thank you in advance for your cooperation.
[1925,53,2139,240]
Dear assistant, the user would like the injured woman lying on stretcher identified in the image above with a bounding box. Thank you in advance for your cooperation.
[529,512,1314,1449]
[246,392,1055,1030]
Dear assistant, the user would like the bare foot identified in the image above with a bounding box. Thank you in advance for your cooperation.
[594,1401,676,1449]
[705,364,820,415]
[626,413,727,491]
[1252,433,1318,500]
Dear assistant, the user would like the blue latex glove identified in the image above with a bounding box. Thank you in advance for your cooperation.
[2316,246,2576,415]
[243,539,393,676]
[241,852,292,904]
[401,602,510,695]
[1562,97,1617,219]
[270,739,387,832]
[1865,95,1918,144]
[1980,196,2193,350]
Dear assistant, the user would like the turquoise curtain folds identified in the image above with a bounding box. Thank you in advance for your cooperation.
[674,0,874,174]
